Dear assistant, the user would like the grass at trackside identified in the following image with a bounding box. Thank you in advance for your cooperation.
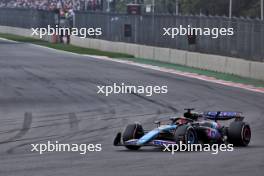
[0,33,134,58]
[1,33,264,88]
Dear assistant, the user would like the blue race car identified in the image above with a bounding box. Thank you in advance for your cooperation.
[113,109,251,150]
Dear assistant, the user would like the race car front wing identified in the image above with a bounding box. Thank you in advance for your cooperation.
[113,132,176,147]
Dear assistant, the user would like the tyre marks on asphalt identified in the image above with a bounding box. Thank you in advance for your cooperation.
[0,112,32,144]
[1,108,113,154]
[130,91,178,113]
[68,113,79,131]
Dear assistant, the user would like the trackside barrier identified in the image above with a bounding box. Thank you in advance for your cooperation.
[71,35,264,81]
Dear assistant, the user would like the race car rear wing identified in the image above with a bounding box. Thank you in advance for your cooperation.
[203,111,244,121]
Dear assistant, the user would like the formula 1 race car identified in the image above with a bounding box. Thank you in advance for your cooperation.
[113,109,251,150]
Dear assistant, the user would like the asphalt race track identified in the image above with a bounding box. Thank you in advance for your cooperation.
[0,39,264,176]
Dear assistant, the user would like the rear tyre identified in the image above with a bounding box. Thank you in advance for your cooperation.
[228,121,251,146]
[174,125,198,144]
[122,123,144,150]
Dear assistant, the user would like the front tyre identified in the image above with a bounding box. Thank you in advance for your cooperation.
[174,125,198,144]
[122,123,144,150]
[228,121,251,146]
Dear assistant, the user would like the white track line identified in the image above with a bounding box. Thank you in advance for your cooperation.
[0,37,19,43]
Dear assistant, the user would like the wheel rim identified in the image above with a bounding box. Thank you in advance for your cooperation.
[243,126,251,142]
[187,130,195,144]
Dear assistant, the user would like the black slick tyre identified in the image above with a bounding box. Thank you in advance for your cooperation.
[174,125,198,144]
[122,123,144,150]
[228,121,251,146]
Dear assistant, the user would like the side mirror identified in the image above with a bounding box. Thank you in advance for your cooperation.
[154,121,161,127]
[169,117,177,122]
